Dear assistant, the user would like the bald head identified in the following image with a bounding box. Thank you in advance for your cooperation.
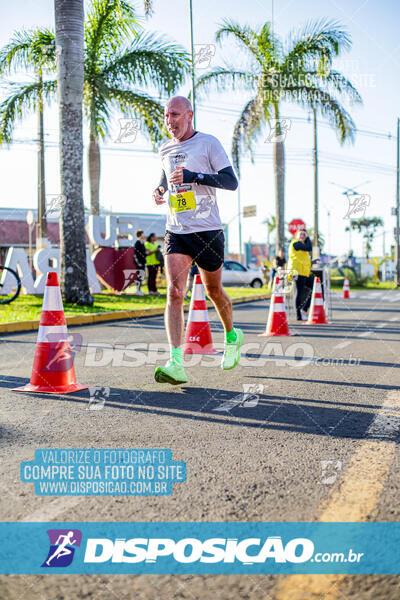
[165,96,195,142]
[167,96,193,112]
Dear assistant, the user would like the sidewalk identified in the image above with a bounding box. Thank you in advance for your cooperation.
[0,292,270,334]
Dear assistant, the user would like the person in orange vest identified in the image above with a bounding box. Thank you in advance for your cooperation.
[288,228,313,320]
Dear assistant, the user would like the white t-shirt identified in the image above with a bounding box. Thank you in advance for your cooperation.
[159,131,232,234]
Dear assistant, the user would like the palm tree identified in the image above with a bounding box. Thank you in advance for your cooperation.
[83,0,189,215]
[346,217,383,258]
[262,214,276,257]
[0,28,57,247]
[55,0,93,304]
[196,19,361,252]
[1,0,189,217]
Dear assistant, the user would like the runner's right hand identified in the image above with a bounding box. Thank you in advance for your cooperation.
[153,186,165,205]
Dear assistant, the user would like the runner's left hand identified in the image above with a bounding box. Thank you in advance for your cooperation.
[169,167,197,185]
[169,167,184,186]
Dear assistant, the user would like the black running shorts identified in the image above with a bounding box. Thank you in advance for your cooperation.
[164,229,225,272]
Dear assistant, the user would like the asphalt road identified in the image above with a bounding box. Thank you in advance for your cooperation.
[0,288,400,599]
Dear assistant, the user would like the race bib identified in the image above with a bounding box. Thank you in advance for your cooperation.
[169,191,196,213]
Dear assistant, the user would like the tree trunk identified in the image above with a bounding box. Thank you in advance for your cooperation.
[273,103,285,254]
[88,131,100,216]
[37,72,48,249]
[55,0,93,305]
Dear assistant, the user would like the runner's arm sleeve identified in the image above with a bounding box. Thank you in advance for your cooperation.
[293,238,312,251]
[182,166,238,190]
[157,170,168,193]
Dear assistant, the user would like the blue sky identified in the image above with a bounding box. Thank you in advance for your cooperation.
[1,0,399,256]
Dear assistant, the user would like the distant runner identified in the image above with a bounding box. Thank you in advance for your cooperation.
[152,96,242,385]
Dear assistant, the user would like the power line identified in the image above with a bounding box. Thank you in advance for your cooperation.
[198,103,395,141]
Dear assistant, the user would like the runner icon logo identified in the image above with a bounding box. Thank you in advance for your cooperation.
[88,386,110,411]
[41,529,82,568]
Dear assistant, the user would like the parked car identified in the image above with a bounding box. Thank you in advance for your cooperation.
[221,261,264,288]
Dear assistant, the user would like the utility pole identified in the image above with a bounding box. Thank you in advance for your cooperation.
[396,117,400,286]
[189,0,196,128]
[313,109,319,258]
[37,78,47,249]
[237,182,242,261]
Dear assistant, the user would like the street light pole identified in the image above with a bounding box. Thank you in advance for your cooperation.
[313,109,320,258]
[237,181,242,261]
[189,0,196,129]
[396,117,400,286]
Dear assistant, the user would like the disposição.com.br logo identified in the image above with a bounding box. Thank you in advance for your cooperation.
[41,529,82,568]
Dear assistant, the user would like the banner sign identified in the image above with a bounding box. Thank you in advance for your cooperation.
[1,522,399,574]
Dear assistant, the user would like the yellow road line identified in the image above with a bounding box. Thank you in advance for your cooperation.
[274,391,400,600]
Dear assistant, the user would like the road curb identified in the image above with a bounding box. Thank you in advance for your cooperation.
[0,293,270,334]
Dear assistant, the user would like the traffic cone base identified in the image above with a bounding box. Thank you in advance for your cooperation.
[307,277,329,325]
[259,276,291,336]
[12,272,88,394]
[14,382,88,394]
[183,274,218,354]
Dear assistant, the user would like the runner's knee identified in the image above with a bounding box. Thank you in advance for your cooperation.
[167,283,185,303]
[206,284,225,302]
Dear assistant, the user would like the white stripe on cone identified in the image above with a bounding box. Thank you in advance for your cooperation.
[314,298,324,306]
[192,283,206,301]
[43,285,64,311]
[271,304,286,312]
[37,325,69,343]
[188,309,209,323]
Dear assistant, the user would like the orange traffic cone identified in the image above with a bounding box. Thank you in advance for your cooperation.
[342,277,350,299]
[13,272,88,394]
[259,276,291,336]
[183,274,217,354]
[307,277,328,324]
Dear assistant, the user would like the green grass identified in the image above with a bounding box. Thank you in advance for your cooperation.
[330,278,397,291]
[0,285,269,324]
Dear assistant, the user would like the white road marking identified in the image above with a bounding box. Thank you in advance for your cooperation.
[334,340,352,349]
[376,322,387,328]
[358,331,373,337]
[367,394,400,441]
[389,316,399,321]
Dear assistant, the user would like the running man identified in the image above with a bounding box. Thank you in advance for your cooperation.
[46,531,77,566]
[152,96,243,385]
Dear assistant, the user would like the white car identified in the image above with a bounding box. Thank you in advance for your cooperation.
[221,261,264,288]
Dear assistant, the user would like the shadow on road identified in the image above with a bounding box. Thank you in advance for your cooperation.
[1,374,397,443]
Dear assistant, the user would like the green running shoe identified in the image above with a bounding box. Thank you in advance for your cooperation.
[221,328,244,370]
[154,360,188,385]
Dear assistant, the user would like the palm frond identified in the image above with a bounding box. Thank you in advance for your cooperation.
[318,69,362,104]
[105,86,165,147]
[0,28,56,74]
[284,84,356,143]
[232,91,268,175]
[284,18,351,72]
[84,83,112,138]
[256,22,282,63]
[216,20,269,66]
[0,30,33,73]
[30,29,57,70]
[0,79,56,144]
[85,0,140,73]
[195,67,258,96]
[101,32,190,95]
